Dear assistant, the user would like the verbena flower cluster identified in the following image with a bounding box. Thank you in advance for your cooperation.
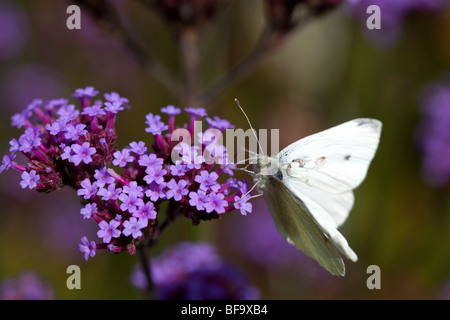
[1,86,252,261]
[130,242,260,300]
[0,86,119,192]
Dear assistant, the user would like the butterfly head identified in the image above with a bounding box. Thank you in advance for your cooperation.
[256,155,280,177]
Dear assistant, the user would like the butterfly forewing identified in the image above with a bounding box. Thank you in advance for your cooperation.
[277,118,382,194]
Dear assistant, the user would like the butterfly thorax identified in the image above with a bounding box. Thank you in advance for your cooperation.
[255,155,283,189]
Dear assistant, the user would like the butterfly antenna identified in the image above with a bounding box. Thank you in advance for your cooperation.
[239,180,261,200]
[234,99,266,157]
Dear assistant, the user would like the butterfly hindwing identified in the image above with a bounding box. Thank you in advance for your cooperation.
[264,176,346,276]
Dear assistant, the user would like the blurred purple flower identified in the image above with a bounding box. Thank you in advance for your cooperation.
[1,65,67,113]
[416,80,450,186]
[0,1,28,61]
[161,105,181,115]
[348,0,445,46]
[0,271,53,300]
[130,242,260,300]
[227,198,328,276]
[104,92,129,104]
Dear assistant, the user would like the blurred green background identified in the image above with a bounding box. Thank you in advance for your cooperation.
[1,0,450,299]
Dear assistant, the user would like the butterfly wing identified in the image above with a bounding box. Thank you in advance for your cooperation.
[280,180,358,262]
[264,176,346,276]
[277,118,382,194]
[277,118,382,228]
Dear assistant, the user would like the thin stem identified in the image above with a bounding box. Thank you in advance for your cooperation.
[137,201,180,300]
[178,27,202,107]
[200,26,276,106]
[72,0,184,100]
[136,243,155,300]
[200,4,326,107]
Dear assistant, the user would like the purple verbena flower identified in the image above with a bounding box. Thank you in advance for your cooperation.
[134,201,157,220]
[64,124,87,140]
[11,110,30,129]
[122,217,148,239]
[70,142,96,166]
[60,145,73,162]
[206,116,235,130]
[97,219,121,243]
[170,161,188,176]
[77,178,98,199]
[138,153,164,167]
[9,138,19,153]
[189,190,210,211]
[81,103,106,117]
[78,236,97,261]
[123,181,144,198]
[166,178,189,201]
[80,203,98,219]
[129,141,147,155]
[73,86,99,98]
[57,104,79,120]
[45,120,68,136]
[204,192,228,214]
[161,105,181,115]
[104,92,129,104]
[19,170,40,189]
[18,128,41,153]
[185,107,207,117]
[0,153,16,173]
[112,149,134,167]
[145,182,167,202]
[234,195,252,216]
[195,170,220,192]
[97,183,122,201]
[119,193,144,213]
[145,113,168,135]
[146,121,168,136]
[93,167,115,188]
[104,101,125,114]
[143,165,167,185]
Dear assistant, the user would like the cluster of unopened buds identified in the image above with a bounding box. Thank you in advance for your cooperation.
[1,86,252,261]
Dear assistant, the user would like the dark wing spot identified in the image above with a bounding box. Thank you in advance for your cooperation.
[274,169,283,181]
[344,155,351,161]
[357,118,371,126]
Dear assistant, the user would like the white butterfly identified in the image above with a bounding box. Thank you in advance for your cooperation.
[236,101,382,276]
